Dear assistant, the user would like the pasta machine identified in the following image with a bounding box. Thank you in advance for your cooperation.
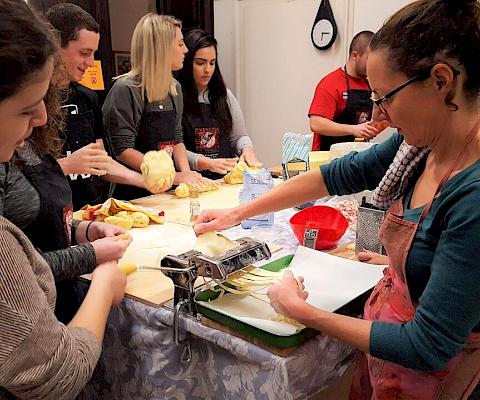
[159,237,271,362]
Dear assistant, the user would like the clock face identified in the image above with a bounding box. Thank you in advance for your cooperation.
[312,19,334,48]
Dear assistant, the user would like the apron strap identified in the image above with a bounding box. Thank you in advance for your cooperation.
[420,118,480,222]
[344,65,351,92]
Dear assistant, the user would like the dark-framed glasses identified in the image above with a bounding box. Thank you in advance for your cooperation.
[370,65,460,114]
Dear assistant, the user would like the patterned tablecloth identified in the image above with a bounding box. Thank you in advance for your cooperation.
[78,205,357,400]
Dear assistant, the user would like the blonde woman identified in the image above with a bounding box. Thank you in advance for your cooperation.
[103,13,209,200]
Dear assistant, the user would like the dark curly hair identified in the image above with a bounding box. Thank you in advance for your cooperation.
[28,58,67,158]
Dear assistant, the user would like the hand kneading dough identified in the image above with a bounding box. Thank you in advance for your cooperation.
[175,183,190,198]
[224,161,251,184]
[141,150,175,191]
[194,231,238,258]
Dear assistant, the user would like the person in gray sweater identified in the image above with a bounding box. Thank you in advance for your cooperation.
[0,1,127,398]
[103,13,212,200]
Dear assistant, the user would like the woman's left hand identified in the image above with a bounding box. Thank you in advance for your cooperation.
[239,147,263,168]
[89,221,126,241]
[267,270,308,319]
[357,250,389,265]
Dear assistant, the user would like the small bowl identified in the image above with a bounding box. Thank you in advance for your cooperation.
[251,224,283,243]
[289,205,348,250]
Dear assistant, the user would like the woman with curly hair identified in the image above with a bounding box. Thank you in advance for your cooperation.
[0,1,127,398]
[1,59,132,323]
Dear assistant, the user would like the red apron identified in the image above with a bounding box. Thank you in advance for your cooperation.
[350,120,480,399]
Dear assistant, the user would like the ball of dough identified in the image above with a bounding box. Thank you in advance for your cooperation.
[224,161,249,184]
[131,211,149,228]
[175,183,190,198]
[141,150,176,193]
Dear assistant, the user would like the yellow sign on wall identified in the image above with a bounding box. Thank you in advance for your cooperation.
[79,60,105,90]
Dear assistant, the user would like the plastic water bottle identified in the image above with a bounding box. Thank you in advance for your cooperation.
[239,169,274,229]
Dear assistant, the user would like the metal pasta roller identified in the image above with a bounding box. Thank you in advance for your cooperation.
[159,237,271,363]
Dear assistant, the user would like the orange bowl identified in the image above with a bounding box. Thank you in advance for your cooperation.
[289,205,348,250]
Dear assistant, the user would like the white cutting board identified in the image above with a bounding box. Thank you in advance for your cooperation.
[288,245,385,312]
[197,245,385,335]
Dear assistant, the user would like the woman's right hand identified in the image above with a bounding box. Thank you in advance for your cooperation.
[91,260,127,305]
[204,157,238,174]
[194,208,240,235]
[58,142,111,176]
[91,234,132,265]
[174,170,211,188]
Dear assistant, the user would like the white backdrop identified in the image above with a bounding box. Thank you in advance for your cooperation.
[214,0,415,167]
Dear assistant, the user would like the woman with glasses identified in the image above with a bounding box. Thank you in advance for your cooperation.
[195,0,480,397]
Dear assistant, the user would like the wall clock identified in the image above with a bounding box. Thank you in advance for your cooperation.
[311,0,337,50]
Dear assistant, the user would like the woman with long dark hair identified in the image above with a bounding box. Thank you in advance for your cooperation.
[178,29,261,179]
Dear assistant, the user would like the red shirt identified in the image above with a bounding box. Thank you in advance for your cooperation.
[308,68,370,150]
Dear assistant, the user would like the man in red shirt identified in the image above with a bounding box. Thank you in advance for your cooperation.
[309,31,378,150]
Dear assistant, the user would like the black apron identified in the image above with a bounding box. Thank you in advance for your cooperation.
[22,156,80,323]
[62,85,107,209]
[320,67,373,151]
[113,96,177,200]
[183,102,232,180]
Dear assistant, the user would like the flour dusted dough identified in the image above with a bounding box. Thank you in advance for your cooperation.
[174,182,219,198]
[141,150,176,191]
[174,183,190,198]
[194,231,238,257]
[223,161,260,185]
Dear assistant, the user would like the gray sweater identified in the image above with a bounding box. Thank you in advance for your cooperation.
[102,76,184,157]
[0,216,101,399]
[0,144,96,280]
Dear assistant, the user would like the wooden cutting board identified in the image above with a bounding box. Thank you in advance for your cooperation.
[131,179,283,226]
[80,221,197,307]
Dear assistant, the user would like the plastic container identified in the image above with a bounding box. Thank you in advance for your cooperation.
[289,205,348,250]
[251,224,283,243]
[329,142,375,160]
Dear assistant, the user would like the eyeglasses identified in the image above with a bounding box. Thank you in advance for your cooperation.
[370,70,431,114]
[370,65,460,115]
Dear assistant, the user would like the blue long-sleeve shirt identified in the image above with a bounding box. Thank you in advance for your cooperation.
[320,133,480,371]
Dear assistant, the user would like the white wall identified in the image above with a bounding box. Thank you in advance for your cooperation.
[214,0,414,167]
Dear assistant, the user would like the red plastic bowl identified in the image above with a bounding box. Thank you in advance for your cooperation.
[289,205,349,250]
